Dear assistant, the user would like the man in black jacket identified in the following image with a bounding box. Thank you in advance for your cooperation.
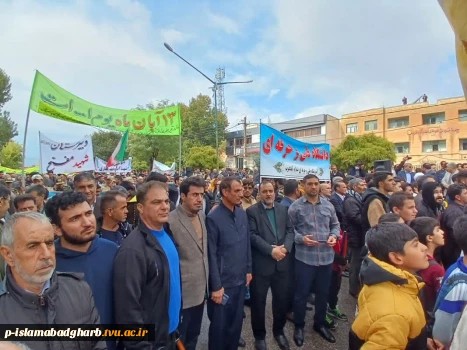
[247,181,294,350]
[0,211,105,350]
[343,178,366,298]
[207,177,252,350]
[113,181,182,350]
[441,184,467,267]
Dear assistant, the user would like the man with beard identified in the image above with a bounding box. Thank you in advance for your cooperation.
[45,192,118,348]
[416,182,444,219]
[247,181,294,350]
[0,211,105,350]
[241,178,257,210]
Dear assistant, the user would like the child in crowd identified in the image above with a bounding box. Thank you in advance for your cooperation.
[349,222,443,350]
[409,217,446,321]
[433,215,467,347]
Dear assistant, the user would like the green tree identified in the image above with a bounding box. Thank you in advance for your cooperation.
[0,141,23,169]
[185,146,224,170]
[91,130,127,160]
[180,94,229,150]
[0,69,12,112]
[132,160,150,172]
[331,134,396,171]
[0,111,18,150]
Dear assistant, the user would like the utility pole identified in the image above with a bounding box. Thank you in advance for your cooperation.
[243,115,247,160]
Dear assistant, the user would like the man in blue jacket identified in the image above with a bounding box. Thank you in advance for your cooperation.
[207,177,252,350]
[45,191,118,349]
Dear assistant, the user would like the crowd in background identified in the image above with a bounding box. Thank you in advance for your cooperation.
[0,158,467,349]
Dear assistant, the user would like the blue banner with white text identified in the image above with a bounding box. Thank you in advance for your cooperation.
[260,123,330,181]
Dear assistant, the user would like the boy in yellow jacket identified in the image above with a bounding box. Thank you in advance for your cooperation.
[349,222,444,350]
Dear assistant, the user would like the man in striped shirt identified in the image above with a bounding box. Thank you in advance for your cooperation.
[288,174,340,346]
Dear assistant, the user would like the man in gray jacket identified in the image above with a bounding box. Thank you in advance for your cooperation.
[0,211,105,350]
[167,176,209,350]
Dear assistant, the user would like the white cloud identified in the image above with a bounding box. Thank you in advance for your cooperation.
[206,11,240,35]
[248,0,461,108]
[268,89,280,99]
[160,29,191,46]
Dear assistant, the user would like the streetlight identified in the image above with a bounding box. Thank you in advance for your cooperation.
[164,42,253,168]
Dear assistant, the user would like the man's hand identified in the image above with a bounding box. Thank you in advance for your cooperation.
[246,274,252,286]
[303,235,319,247]
[427,338,444,350]
[211,288,224,304]
[327,235,337,247]
[272,245,286,261]
[279,246,288,255]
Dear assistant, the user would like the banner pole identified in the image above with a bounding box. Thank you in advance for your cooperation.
[178,134,182,176]
[21,71,38,188]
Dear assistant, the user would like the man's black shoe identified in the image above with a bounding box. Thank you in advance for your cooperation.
[293,328,304,347]
[349,292,358,299]
[254,339,267,350]
[313,325,336,343]
[238,337,246,347]
[306,302,313,311]
[274,334,290,350]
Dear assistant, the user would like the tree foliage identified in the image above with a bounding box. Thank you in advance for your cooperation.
[185,146,224,170]
[0,141,22,169]
[91,131,127,160]
[331,134,396,171]
[0,69,12,112]
[131,160,149,172]
[0,111,18,150]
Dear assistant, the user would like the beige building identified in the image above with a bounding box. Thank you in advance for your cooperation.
[341,97,467,167]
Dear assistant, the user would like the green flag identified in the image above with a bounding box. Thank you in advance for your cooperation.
[29,71,181,136]
[107,129,129,167]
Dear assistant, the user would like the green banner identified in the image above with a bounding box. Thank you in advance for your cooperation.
[29,71,181,135]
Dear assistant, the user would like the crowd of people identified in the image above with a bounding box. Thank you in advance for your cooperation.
[0,158,466,349]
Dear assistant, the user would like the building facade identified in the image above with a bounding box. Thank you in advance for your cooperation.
[341,97,467,166]
[224,114,341,169]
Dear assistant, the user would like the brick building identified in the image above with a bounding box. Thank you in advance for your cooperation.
[341,97,467,166]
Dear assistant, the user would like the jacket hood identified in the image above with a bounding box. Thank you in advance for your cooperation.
[55,236,100,259]
[362,188,388,202]
[360,255,423,294]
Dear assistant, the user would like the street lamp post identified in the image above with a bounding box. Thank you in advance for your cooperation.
[164,42,253,169]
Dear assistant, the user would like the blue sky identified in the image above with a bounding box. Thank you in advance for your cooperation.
[0,0,463,165]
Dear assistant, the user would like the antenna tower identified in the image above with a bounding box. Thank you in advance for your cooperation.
[215,67,226,114]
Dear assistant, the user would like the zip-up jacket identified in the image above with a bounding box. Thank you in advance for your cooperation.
[0,267,105,350]
[113,221,181,349]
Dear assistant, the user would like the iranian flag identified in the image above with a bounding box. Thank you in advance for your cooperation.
[107,129,129,167]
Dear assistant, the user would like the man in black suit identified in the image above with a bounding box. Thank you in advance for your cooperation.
[247,181,294,350]
[330,164,345,182]
[329,181,347,227]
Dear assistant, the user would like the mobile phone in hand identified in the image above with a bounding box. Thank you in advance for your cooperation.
[221,293,229,305]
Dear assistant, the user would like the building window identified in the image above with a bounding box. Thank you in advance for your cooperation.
[365,120,378,131]
[394,142,410,154]
[460,139,467,151]
[422,112,445,125]
[285,126,321,138]
[388,117,409,129]
[459,110,467,122]
[422,140,447,153]
[346,123,358,133]
[229,139,234,147]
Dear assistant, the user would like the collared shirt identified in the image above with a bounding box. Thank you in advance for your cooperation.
[288,196,340,266]
[24,279,50,295]
[241,196,257,210]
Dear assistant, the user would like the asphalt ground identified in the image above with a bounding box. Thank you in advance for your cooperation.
[197,277,356,350]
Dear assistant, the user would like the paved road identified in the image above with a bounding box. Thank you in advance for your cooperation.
[197,277,356,349]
